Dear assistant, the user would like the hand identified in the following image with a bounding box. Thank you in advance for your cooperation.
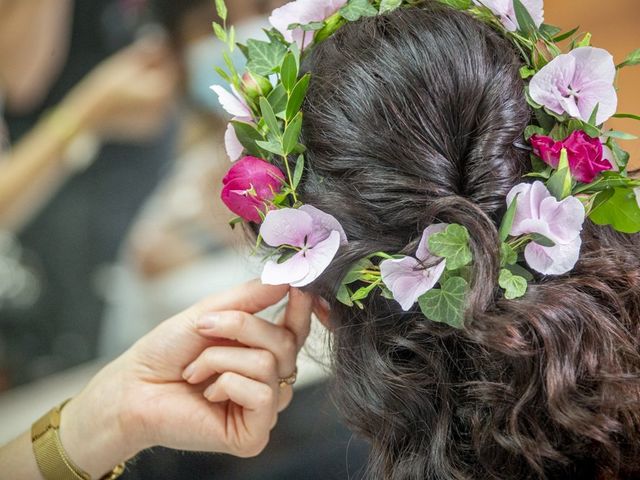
[59,280,313,478]
[66,35,179,143]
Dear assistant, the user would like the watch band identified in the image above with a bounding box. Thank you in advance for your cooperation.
[31,399,125,480]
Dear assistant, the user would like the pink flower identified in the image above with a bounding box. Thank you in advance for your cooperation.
[224,123,244,162]
[472,0,543,32]
[635,188,640,209]
[269,0,348,49]
[529,47,617,125]
[221,156,285,223]
[260,205,348,287]
[530,131,613,183]
[507,182,586,275]
[379,224,448,311]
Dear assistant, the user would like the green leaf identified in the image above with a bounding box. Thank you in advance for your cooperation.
[380,0,403,13]
[617,48,640,69]
[292,154,305,189]
[229,216,243,229]
[500,242,518,267]
[286,74,311,121]
[351,281,380,302]
[589,188,616,215]
[418,277,468,329]
[213,22,227,42]
[215,66,231,83]
[231,121,264,157]
[524,125,546,140]
[267,84,288,115]
[588,103,599,126]
[613,113,640,122]
[589,187,640,234]
[339,0,378,22]
[575,32,592,48]
[513,0,538,35]
[499,269,528,300]
[552,25,580,42]
[530,233,556,248]
[546,148,573,200]
[283,112,303,155]
[342,258,375,285]
[280,53,298,93]
[246,38,288,76]
[228,25,236,51]
[603,130,639,141]
[215,0,228,21]
[539,24,561,38]
[437,0,472,8]
[260,97,282,139]
[337,284,354,307]
[506,263,534,281]
[607,138,630,170]
[519,66,537,79]
[255,139,285,156]
[499,193,520,241]
[287,21,325,31]
[428,224,473,271]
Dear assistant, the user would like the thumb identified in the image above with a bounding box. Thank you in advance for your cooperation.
[194,279,289,317]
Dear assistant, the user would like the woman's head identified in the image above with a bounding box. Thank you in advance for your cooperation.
[295,3,640,479]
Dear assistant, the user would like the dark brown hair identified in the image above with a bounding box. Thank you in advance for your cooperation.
[295,3,640,479]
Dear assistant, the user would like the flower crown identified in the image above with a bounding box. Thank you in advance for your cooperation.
[212,0,640,328]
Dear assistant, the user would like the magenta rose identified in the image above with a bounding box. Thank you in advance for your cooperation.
[530,130,613,183]
[221,156,286,223]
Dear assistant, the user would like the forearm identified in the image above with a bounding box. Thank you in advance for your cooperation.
[0,432,44,480]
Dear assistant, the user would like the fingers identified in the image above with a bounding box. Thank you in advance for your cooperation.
[282,288,313,351]
[183,346,278,386]
[196,312,297,379]
[194,279,289,317]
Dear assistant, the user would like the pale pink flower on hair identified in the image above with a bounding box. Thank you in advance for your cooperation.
[507,181,586,275]
[260,205,348,287]
[472,0,543,32]
[224,123,244,162]
[380,224,448,311]
[635,188,640,209]
[269,0,348,49]
[529,47,618,125]
[211,85,253,161]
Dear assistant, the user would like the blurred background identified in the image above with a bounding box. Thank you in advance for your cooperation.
[0,0,637,478]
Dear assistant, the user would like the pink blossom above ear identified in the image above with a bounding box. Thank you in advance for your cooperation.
[224,123,244,162]
[269,0,348,49]
[260,206,348,287]
[472,0,543,32]
[529,47,617,125]
[507,182,586,275]
[210,85,252,120]
[380,224,448,311]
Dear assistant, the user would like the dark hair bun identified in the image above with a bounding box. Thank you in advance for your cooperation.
[298,3,640,478]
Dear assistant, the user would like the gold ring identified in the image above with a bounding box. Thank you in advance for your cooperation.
[278,367,298,389]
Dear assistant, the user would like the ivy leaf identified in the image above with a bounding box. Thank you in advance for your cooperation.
[428,224,473,270]
[617,48,640,69]
[505,263,534,281]
[380,0,403,13]
[499,269,528,300]
[246,38,288,77]
[500,243,518,267]
[418,277,468,329]
[286,74,311,121]
[589,187,640,234]
[339,0,378,22]
[513,0,538,35]
[499,193,519,241]
[288,21,325,31]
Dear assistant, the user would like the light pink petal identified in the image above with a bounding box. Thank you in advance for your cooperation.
[380,256,446,311]
[210,85,251,118]
[575,82,618,125]
[416,223,449,261]
[570,47,617,89]
[519,0,544,28]
[299,205,348,246]
[508,181,550,237]
[557,93,582,120]
[269,0,347,47]
[291,230,341,287]
[538,195,586,244]
[260,208,312,248]
[262,252,310,286]
[529,54,576,116]
[474,0,543,32]
[602,143,615,169]
[224,123,244,162]
[635,188,640,209]
[524,237,582,275]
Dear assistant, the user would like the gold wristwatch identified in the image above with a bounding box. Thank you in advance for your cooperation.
[31,399,125,480]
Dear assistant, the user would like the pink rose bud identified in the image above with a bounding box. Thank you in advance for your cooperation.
[242,72,273,100]
[530,130,613,183]
[221,156,286,223]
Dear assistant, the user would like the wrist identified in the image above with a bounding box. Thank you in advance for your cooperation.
[59,363,139,478]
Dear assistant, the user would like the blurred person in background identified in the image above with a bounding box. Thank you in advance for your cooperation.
[0,0,179,389]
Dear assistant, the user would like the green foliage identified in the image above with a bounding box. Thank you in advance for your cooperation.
[215,0,228,21]
[428,224,473,271]
[292,155,305,189]
[500,242,518,267]
[231,121,265,157]
[259,97,282,139]
[419,277,468,329]
[246,38,288,76]
[613,113,640,122]
[437,0,472,8]
[552,26,580,42]
[339,0,378,22]
[617,48,640,69]
[546,148,573,200]
[283,112,303,155]
[286,74,311,121]
[379,0,403,13]
[589,187,640,234]
[280,53,298,93]
[603,130,638,141]
[512,0,538,35]
[499,194,519,241]
[499,269,528,300]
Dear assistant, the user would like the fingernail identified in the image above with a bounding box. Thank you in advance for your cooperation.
[182,363,196,381]
[203,384,215,399]
[197,314,219,329]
